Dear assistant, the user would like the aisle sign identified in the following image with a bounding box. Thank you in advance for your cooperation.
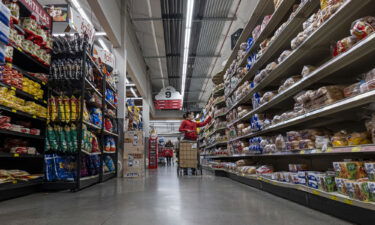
[69,7,95,44]
[154,86,182,110]
[93,45,115,68]
[19,0,52,29]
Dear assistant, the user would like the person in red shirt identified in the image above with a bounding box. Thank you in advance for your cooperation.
[179,111,212,140]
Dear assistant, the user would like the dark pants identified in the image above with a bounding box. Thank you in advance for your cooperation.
[166,157,172,166]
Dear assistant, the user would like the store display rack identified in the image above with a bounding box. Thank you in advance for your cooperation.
[203,166,375,225]
[43,40,118,191]
[200,0,375,222]
[0,1,50,200]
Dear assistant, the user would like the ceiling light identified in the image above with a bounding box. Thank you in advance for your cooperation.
[181,0,195,104]
[98,38,109,51]
[128,97,143,100]
[126,83,136,87]
[131,88,138,97]
[70,0,92,26]
[52,32,107,37]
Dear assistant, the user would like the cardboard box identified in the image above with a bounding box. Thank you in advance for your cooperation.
[123,158,145,178]
[179,159,197,168]
[124,131,144,147]
[124,152,144,160]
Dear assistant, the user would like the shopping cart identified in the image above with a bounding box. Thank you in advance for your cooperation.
[177,139,202,176]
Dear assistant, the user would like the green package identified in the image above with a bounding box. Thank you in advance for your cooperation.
[47,125,58,150]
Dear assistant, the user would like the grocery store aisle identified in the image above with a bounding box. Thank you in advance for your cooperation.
[0,167,351,225]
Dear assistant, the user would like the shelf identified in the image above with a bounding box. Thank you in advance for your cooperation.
[85,78,102,97]
[205,141,228,149]
[0,129,44,139]
[0,82,47,106]
[106,81,117,93]
[0,152,43,158]
[86,52,104,77]
[0,105,46,121]
[9,43,49,72]
[103,130,119,137]
[222,0,274,72]
[83,121,102,131]
[102,171,116,182]
[81,150,101,156]
[79,174,100,189]
[206,168,375,213]
[238,0,299,68]
[0,178,43,192]
[106,100,117,110]
[225,0,320,98]
[214,112,226,119]
[206,144,375,159]
[103,151,116,154]
[2,63,48,86]
[213,99,226,107]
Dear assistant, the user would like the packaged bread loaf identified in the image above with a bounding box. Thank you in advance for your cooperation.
[350,16,375,40]
[301,65,316,77]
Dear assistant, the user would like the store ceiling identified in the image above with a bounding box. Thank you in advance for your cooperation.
[128,0,238,111]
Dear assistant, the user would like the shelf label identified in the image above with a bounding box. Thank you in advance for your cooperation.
[11,109,17,113]
[34,97,38,100]
[14,153,19,157]
[10,87,16,91]
[42,82,46,85]
[32,115,37,119]
[300,150,305,154]
[12,180,17,184]
[351,147,361,152]
[344,199,353,205]
[326,147,333,153]
[330,196,338,201]
[312,190,320,195]
[43,100,47,104]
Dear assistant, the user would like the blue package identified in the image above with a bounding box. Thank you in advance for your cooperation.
[44,154,56,181]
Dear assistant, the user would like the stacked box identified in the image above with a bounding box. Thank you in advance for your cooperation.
[179,141,198,168]
[123,131,145,178]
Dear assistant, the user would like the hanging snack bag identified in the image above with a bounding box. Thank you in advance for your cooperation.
[64,125,74,152]
[57,96,65,122]
[70,96,78,121]
[48,96,58,121]
[70,124,78,152]
[47,125,58,150]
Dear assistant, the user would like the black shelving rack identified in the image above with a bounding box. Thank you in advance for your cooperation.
[0,38,49,201]
[43,41,118,191]
[101,71,119,182]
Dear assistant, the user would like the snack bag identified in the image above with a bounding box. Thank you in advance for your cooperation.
[44,154,56,181]
[335,177,347,194]
[70,96,78,121]
[64,125,74,152]
[63,95,71,123]
[364,163,375,181]
[347,132,371,146]
[368,182,375,202]
[353,180,370,201]
[344,180,355,198]
[48,96,58,121]
[350,16,375,40]
[57,96,65,122]
[346,162,366,180]
[47,125,58,150]
[70,124,78,152]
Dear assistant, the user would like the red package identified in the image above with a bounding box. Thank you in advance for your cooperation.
[0,123,12,129]
[29,128,40,135]
[0,115,11,125]
[351,16,375,40]
[332,36,358,57]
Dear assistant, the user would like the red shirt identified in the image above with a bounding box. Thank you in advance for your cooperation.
[179,117,212,140]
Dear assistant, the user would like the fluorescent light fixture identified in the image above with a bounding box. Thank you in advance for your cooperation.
[130,88,138,97]
[53,32,107,37]
[125,78,130,83]
[128,97,143,100]
[126,83,136,87]
[98,38,109,51]
[181,0,195,104]
[70,0,92,26]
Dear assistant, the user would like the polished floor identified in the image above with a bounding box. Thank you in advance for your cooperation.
[0,167,352,225]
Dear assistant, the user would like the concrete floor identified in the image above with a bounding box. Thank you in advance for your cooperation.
[0,167,352,225]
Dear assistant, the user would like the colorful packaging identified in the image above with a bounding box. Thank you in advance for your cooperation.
[335,177,347,194]
[364,163,375,181]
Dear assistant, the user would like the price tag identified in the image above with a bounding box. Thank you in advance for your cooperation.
[18,47,22,52]
[32,115,36,119]
[300,150,305,154]
[14,153,19,157]
[11,109,17,113]
[10,86,16,91]
[344,199,353,205]
[42,82,46,85]
[326,147,333,153]
[43,100,47,104]
[12,180,17,184]
[34,97,38,100]
[351,147,361,152]
[330,196,338,201]
[312,190,320,195]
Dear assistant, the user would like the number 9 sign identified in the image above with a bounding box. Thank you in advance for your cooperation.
[165,91,171,98]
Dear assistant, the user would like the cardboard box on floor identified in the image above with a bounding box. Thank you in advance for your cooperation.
[124,131,144,148]
[123,158,145,178]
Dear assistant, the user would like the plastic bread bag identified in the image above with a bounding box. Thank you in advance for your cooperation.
[278,50,292,64]
[347,132,371,146]
[260,91,277,105]
[332,36,358,57]
[343,82,361,98]
[286,131,301,142]
[303,13,318,30]
[350,16,375,40]
[301,65,316,77]
[315,135,330,151]
[275,134,286,151]
[331,130,348,147]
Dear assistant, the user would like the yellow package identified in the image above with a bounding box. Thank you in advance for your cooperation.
[63,96,71,123]
[70,96,78,121]
[348,132,371,146]
[320,0,328,9]
[57,96,65,122]
[49,96,58,121]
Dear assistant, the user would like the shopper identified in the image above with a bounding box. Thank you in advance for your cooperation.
[179,112,212,140]
[164,141,174,166]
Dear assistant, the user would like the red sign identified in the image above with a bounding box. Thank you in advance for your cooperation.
[19,0,52,29]
[154,100,182,110]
